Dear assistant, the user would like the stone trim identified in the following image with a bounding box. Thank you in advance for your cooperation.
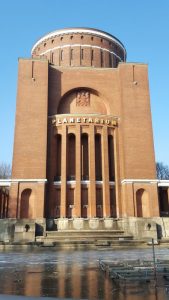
[0,179,47,187]
[49,114,119,119]
[53,180,115,185]
[158,181,169,187]
[121,179,158,184]
[121,179,169,187]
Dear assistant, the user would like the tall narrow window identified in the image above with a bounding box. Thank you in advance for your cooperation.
[91,49,94,61]
[114,55,118,67]
[101,50,103,67]
[67,134,76,180]
[81,48,84,60]
[71,49,73,60]
[81,133,89,180]
[109,53,112,67]
[108,135,115,181]
[20,189,32,218]
[60,49,63,61]
[115,57,119,67]
[55,134,61,181]
[159,188,169,214]
[136,189,150,217]
[95,134,102,180]
[51,52,54,63]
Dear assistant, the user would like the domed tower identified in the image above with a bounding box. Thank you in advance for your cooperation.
[9,27,159,226]
[32,27,126,68]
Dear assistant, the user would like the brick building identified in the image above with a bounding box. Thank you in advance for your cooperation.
[7,27,169,222]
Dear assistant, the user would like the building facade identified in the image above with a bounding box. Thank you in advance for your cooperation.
[8,27,168,220]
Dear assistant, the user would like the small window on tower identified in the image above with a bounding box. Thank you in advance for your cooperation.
[61,50,63,61]
[109,53,112,67]
[81,49,84,60]
[91,49,94,61]
[101,51,103,66]
[71,49,73,60]
[51,52,54,63]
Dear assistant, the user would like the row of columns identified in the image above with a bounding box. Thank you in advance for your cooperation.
[59,125,117,218]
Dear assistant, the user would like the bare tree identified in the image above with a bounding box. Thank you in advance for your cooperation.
[0,162,11,179]
[156,162,169,180]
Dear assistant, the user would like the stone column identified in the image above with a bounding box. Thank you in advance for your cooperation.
[101,126,110,217]
[60,125,67,217]
[89,125,96,217]
[75,124,81,217]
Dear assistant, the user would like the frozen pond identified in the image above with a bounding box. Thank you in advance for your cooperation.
[0,248,169,299]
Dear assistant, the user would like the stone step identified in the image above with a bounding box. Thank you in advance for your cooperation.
[35,238,145,248]
[46,230,125,237]
[36,234,133,242]
[45,235,132,240]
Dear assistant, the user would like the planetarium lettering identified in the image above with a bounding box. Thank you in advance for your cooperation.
[52,117,117,126]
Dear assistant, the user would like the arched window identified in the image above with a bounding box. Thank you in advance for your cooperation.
[20,189,32,218]
[136,189,150,217]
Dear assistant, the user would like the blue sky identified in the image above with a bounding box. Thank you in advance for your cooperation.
[0,0,169,166]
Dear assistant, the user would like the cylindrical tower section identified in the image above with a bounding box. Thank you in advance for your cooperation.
[31,27,126,68]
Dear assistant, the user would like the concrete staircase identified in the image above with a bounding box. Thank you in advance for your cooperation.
[35,229,138,248]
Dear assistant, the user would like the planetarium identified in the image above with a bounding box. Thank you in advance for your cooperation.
[1,27,168,243]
